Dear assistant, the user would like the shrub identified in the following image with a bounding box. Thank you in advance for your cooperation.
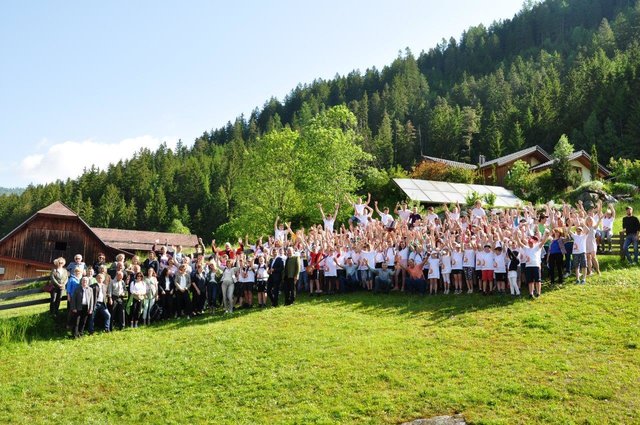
[608,157,640,185]
[444,166,477,184]
[465,191,483,207]
[411,161,477,184]
[608,182,639,196]
[411,161,449,181]
[484,193,497,207]
[530,170,557,203]
[574,180,606,193]
[504,160,533,200]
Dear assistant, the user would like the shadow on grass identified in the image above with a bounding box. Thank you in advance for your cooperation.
[147,278,570,334]
[300,280,570,324]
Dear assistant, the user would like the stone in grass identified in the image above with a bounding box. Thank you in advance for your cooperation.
[401,414,466,425]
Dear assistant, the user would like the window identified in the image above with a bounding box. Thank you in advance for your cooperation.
[54,241,67,251]
[0,266,5,275]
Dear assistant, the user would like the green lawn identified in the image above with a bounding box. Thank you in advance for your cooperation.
[0,260,638,424]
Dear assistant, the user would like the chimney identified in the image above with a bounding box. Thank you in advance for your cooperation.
[478,154,486,166]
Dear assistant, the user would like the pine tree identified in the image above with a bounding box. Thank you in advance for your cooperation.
[601,118,620,158]
[121,198,137,228]
[486,112,504,159]
[552,134,575,191]
[394,119,417,169]
[460,106,480,164]
[508,121,525,152]
[583,111,601,150]
[374,112,394,169]
[590,143,599,181]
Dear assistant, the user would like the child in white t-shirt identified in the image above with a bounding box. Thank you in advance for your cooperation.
[479,244,495,294]
[427,251,441,295]
[440,248,452,294]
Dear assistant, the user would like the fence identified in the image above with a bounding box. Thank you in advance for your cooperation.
[601,231,637,260]
[0,277,57,311]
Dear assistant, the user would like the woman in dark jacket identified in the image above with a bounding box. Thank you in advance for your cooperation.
[143,250,160,276]
[190,263,207,315]
[157,267,175,320]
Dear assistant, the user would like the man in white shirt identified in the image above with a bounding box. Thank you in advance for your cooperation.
[395,202,411,223]
[319,203,339,234]
[425,206,439,225]
[374,201,394,229]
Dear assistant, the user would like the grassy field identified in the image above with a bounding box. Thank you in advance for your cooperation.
[0,258,638,424]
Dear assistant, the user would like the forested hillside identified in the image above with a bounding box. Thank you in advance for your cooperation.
[0,188,23,196]
[1,0,640,240]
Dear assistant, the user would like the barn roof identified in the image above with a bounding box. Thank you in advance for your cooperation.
[37,201,78,217]
[91,228,199,252]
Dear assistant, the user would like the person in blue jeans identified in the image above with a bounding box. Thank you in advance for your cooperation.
[89,273,111,334]
[622,206,640,264]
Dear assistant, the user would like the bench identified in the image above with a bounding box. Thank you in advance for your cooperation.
[598,231,637,260]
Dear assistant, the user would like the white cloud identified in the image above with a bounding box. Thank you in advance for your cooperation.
[15,135,177,185]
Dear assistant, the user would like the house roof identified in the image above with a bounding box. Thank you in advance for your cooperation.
[529,150,611,176]
[479,145,552,169]
[421,155,478,170]
[91,228,199,252]
[422,145,552,171]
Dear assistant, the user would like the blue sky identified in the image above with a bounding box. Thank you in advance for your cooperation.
[0,0,525,187]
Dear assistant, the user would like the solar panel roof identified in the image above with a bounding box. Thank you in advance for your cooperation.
[393,178,522,207]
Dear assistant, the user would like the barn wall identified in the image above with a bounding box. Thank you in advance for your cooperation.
[0,258,51,280]
[0,216,109,265]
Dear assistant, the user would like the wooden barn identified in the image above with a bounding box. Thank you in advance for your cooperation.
[0,201,200,280]
[0,202,123,280]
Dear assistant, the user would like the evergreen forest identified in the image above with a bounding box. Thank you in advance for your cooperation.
[2,0,640,239]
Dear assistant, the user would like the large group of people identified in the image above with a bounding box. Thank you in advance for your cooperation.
[49,194,637,338]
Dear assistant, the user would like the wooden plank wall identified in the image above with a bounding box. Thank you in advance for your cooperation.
[0,257,50,280]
